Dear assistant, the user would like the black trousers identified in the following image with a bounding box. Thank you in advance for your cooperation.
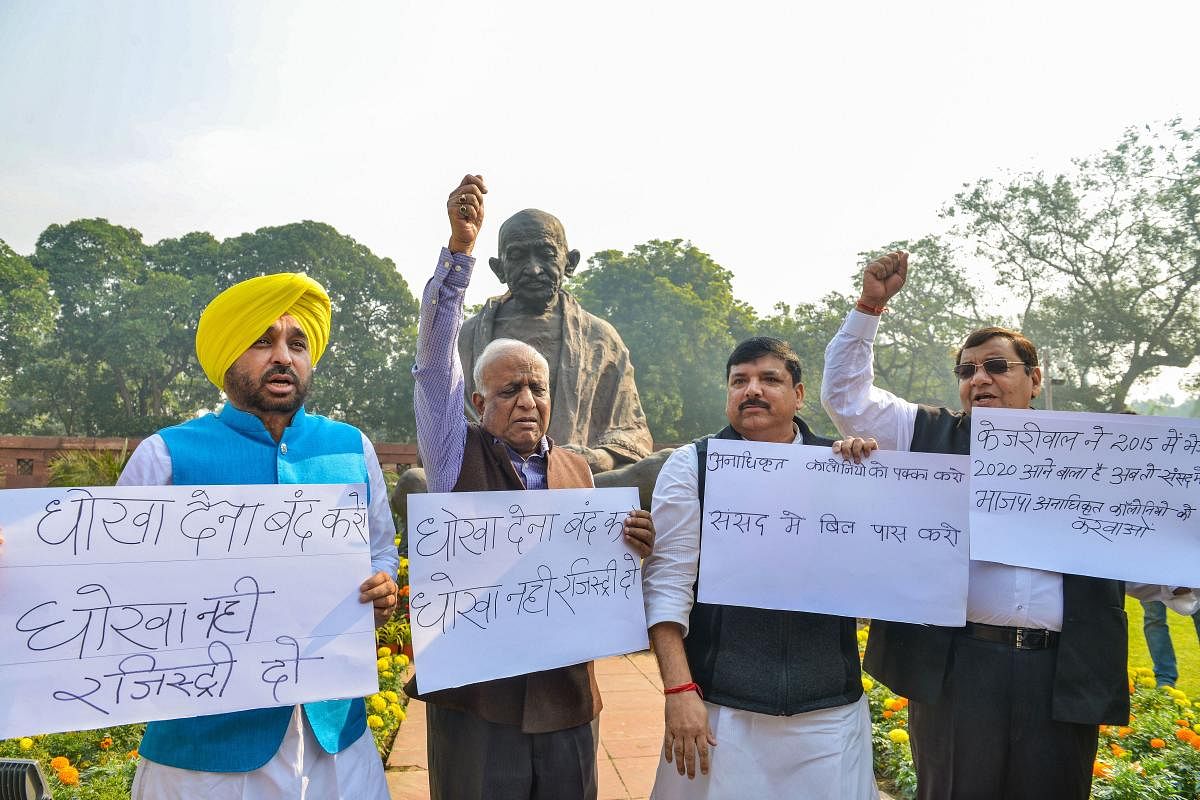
[909,633,1099,800]
[426,704,597,800]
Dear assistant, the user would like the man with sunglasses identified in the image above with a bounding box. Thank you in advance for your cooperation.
[820,252,1196,800]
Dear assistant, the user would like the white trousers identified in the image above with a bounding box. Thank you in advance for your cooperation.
[131,707,389,800]
[650,695,877,800]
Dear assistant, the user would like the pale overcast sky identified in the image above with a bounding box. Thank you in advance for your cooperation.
[1,0,1197,395]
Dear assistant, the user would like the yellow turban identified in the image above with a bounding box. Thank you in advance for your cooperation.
[195,273,332,389]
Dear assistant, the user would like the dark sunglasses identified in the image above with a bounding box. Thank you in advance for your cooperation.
[953,358,1030,380]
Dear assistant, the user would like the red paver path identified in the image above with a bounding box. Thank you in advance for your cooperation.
[386,652,663,799]
[387,652,891,799]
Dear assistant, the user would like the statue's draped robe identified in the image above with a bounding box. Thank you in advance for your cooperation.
[460,291,654,463]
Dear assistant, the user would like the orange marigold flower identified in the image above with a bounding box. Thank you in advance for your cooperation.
[1191,738,1200,752]
[56,766,80,786]
[49,756,69,770]
[883,710,894,718]
[1109,743,1126,758]
[127,749,140,759]
[895,697,909,709]
[1175,728,1195,743]
[1092,761,1111,779]
[1098,725,1109,734]
[1117,726,1133,738]
[1150,738,1166,748]
[99,736,113,750]
[1177,719,1191,727]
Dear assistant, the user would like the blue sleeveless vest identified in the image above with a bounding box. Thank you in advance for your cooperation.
[142,404,371,772]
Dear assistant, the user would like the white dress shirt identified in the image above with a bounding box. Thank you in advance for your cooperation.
[821,309,1196,630]
[643,426,876,800]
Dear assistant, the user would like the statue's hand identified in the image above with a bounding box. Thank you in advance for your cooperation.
[859,250,908,310]
[559,443,617,474]
[447,174,487,255]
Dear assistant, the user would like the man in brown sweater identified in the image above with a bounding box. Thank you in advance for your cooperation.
[408,174,655,800]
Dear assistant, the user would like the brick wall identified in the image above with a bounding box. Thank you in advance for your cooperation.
[0,436,421,489]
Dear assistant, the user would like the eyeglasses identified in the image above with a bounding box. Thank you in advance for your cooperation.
[953,358,1030,380]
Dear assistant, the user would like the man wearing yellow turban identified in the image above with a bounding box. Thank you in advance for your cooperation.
[116,273,399,800]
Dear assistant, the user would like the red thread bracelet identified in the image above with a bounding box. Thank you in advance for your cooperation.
[664,682,703,699]
[855,300,887,316]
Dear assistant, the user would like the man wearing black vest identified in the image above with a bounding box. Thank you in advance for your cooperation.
[408,174,656,800]
[821,252,1197,799]
[642,337,878,799]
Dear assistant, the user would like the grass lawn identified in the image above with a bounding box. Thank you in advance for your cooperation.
[1125,595,1200,697]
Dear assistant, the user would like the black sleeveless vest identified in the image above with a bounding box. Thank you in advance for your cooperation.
[863,405,1130,725]
[682,418,863,716]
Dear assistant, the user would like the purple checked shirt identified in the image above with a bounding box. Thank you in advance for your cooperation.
[413,248,549,493]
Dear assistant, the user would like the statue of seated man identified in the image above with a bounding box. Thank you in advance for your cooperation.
[459,208,654,473]
[393,204,660,526]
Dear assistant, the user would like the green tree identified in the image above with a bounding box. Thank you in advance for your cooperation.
[948,119,1200,411]
[0,239,58,428]
[28,219,192,435]
[569,239,756,442]
[7,219,420,440]
[857,236,990,409]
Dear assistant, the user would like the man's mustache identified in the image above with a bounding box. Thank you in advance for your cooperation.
[739,399,770,411]
[260,365,300,384]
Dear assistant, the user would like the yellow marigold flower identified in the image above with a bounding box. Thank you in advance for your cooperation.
[396,654,410,668]
[887,729,909,744]
[861,677,874,692]
[49,756,69,770]
[1135,667,1154,677]
[56,766,80,786]
[1177,698,1192,708]
[394,536,401,547]
[377,647,391,658]
[1137,677,1156,689]
[367,714,384,730]
[383,691,399,703]
[18,738,33,750]
[388,703,404,718]
[369,695,388,713]
[377,656,392,671]
[400,557,409,569]
[381,671,394,679]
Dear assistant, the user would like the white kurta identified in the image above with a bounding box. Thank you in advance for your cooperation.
[118,429,397,800]
[643,435,878,800]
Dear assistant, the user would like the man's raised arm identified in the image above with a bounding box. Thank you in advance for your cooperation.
[820,250,918,451]
[412,174,488,493]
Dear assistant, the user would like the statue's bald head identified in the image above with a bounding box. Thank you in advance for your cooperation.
[498,209,568,252]
[490,209,581,313]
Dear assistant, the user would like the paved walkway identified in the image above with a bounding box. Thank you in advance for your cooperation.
[386,653,892,799]
[386,652,664,799]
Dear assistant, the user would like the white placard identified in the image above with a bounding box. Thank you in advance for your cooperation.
[0,483,378,740]
[969,407,1200,585]
[407,487,648,693]
[698,439,970,625]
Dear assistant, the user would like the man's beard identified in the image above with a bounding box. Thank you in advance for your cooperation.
[224,364,311,415]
